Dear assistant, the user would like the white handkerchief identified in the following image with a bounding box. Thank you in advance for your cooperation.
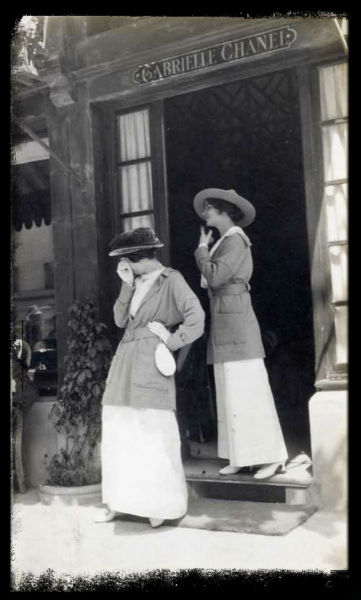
[155,342,176,376]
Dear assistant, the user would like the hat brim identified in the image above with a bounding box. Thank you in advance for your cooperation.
[193,188,256,228]
[109,243,164,257]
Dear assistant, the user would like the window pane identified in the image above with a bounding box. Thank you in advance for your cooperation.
[329,245,348,303]
[334,305,348,365]
[322,123,347,182]
[122,213,154,232]
[325,183,348,242]
[319,63,348,121]
[119,162,153,213]
[118,109,151,161]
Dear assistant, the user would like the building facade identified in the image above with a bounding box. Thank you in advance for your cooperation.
[12,16,348,508]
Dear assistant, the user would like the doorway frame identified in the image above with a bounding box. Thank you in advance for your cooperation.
[93,44,346,384]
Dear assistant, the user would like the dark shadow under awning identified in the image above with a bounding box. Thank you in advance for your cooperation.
[12,160,51,231]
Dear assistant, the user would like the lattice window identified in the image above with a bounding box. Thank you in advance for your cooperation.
[318,62,348,368]
[166,69,302,200]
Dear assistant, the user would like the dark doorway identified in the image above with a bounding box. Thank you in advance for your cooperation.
[164,68,315,460]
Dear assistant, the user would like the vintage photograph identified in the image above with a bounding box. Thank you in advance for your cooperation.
[10,14,348,591]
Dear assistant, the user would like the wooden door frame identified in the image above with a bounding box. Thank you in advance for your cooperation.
[92,48,346,379]
[99,100,170,267]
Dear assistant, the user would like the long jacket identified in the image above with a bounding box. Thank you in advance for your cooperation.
[102,267,205,410]
[194,232,265,364]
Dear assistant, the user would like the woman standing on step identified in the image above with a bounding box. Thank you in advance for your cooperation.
[193,188,288,480]
[96,227,205,527]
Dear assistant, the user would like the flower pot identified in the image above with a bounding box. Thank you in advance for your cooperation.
[39,482,102,506]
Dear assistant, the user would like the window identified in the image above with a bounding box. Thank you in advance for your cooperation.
[319,62,348,367]
[115,108,155,233]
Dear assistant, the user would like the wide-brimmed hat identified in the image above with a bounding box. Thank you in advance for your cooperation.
[108,227,164,257]
[193,188,256,228]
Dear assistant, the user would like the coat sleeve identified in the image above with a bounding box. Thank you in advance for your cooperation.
[113,282,135,328]
[166,273,205,352]
[194,235,247,288]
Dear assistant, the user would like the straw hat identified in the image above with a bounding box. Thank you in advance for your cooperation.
[193,188,256,228]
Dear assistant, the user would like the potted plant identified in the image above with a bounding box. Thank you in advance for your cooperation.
[40,299,113,504]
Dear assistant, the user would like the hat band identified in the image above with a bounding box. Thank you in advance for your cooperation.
[109,243,164,257]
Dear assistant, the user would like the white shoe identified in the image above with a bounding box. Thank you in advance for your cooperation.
[219,464,241,475]
[149,518,164,528]
[286,453,312,470]
[94,509,117,523]
[253,462,286,479]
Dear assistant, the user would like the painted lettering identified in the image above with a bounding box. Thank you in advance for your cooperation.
[279,28,284,47]
[162,61,172,78]
[153,63,163,80]
[236,40,245,58]
[133,26,297,84]
[247,39,257,54]
[208,47,218,65]
[269,31,280,50]
[256,35,268,51]
[185,54,194,70]
[221,42,234,61]
[171,58,183,75]
[142,66,154,82]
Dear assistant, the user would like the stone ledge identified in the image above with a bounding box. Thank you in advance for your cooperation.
[184,458,312,488]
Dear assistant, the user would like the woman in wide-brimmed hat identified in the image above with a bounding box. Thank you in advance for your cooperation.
[193,189,288,479]
[96,227,205,527]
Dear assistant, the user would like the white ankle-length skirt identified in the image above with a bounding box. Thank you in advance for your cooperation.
[101,405,188,520]
[214,358,288,467]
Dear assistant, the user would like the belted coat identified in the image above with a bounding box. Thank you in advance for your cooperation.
[102,267,205,410]
[194,231,265,364]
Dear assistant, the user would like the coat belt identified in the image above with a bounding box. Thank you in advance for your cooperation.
[121,326,158,343]
[212,282,250,297]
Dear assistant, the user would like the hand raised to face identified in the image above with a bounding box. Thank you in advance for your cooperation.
[198,226,214,247]
[117,258,134,285]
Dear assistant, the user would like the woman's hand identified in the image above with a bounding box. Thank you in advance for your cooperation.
[198,226,214,247]
[117,259,134,285]
[148,321,170,344]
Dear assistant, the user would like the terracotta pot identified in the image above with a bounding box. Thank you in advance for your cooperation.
[39,482,102,506]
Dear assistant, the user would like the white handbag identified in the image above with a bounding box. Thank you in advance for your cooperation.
[155,342,176,376]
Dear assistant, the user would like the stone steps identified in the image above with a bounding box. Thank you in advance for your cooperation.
[184,458,313,505]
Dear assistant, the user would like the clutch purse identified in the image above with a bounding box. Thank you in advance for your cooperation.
[155,342,176,376]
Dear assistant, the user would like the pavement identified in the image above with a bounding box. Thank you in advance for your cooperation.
[11,489,347,586]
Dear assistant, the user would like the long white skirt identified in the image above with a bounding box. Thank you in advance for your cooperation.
[214,358,288,467]
[101,405,188,520]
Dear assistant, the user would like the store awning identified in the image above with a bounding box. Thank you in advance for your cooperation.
[12,160,51,231]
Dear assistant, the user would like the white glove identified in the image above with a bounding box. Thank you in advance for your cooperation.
[117,259,134,285]
[148,321,170,344]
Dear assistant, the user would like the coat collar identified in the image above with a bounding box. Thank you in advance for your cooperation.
[211,227,251,258]
[132,267,172,316]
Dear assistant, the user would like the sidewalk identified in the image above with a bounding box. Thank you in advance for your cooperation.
[11,489,347,585]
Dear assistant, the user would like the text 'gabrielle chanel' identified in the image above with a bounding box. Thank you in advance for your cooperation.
[133,26,297,85]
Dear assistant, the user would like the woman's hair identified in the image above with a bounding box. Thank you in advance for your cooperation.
[207,198,244,223]
[126,248,158,262]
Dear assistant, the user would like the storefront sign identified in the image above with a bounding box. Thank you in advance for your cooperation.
[133,25,297,85]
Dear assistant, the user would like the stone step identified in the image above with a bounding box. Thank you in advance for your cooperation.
[184,458,313,505]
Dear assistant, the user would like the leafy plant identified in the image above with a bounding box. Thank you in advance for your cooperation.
[45,300,113,486]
